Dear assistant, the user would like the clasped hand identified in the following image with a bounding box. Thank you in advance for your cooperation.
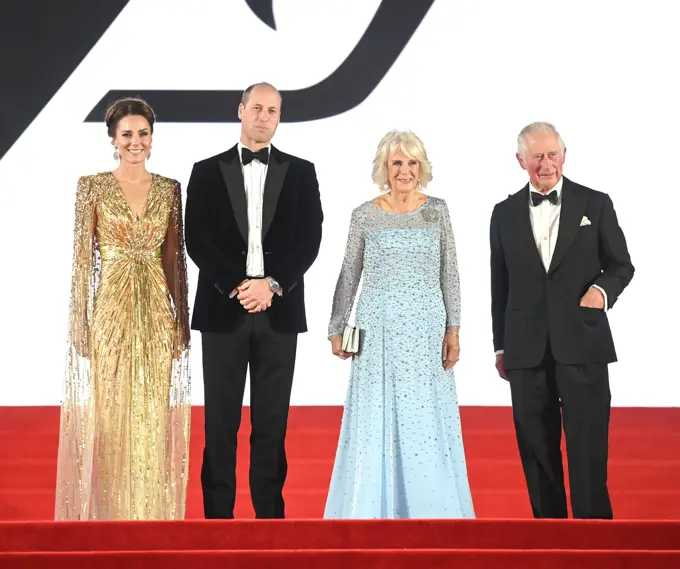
[236,279,273,313]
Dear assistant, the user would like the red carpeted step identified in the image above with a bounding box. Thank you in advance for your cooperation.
[3,406,679,433]
[5,457,680,493]
[219,489,680,520]
[2,406,679,522]
[3,430,680,462]
[2,520,680,553]
[4,488,680,521]
[0,457,337,491]
[3,429,679,463]
[1,549,679,569]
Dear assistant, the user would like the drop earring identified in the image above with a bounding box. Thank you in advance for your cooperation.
[113,148,120,161]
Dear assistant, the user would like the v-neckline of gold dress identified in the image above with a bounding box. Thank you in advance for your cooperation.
[109,171,156,220]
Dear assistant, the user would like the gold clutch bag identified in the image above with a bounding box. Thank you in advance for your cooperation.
[341,325,360,353]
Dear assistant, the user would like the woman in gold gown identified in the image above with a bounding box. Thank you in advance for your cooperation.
[55,98,191,520]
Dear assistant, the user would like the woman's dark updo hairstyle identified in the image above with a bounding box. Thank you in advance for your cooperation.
[105,97,156,138]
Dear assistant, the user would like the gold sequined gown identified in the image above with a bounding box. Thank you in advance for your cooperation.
[55,172,191,520]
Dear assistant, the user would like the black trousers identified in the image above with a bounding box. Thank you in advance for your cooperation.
[200,312,298,519]
[507,345,613,519]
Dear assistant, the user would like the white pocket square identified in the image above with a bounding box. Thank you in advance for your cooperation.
[580,216,591,227]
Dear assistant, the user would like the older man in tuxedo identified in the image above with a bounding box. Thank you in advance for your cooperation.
[490,122,634,519]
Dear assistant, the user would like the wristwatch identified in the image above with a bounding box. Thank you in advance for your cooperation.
[265,276,281,295]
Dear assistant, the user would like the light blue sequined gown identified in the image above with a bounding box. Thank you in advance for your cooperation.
[324,197,475,519]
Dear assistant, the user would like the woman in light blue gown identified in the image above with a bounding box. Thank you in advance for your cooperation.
[325,130,475,519]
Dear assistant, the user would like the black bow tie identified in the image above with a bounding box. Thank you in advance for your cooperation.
[531,191,558,207]
[241,147,269,165]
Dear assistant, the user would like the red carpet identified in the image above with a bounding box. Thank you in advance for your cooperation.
[1,406,679,567]
[1,519,680,568]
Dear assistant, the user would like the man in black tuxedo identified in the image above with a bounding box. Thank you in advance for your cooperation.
[185,82,323,518]
[490,122,634,519]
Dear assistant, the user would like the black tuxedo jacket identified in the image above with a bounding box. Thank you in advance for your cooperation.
[490,177,634,369]
[185,144,323,334]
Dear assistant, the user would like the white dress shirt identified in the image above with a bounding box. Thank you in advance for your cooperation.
[528,178,607,310]
[238,142,269,278]
[529,178,563,272]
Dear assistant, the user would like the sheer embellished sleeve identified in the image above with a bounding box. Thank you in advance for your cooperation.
[328,207,365,336]
[162,181,191,357]
[69,176,98,357]
[438,199,461,327]
[161,180,191,519]
[55,175,99,520]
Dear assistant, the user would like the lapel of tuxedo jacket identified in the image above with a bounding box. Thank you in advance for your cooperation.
[261,145,289,238]
[510,185,544,272]
[548,177,587,275]
[218,145,248,243]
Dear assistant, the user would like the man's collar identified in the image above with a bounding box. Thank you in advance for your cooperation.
[529,176,563,196]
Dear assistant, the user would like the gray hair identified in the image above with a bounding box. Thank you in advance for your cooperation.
[517,122,565,159]
[241,82,282,106]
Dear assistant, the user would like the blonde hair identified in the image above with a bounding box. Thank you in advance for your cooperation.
[372,130,433,191]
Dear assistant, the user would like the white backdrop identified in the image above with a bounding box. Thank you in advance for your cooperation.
[1,0,678,406]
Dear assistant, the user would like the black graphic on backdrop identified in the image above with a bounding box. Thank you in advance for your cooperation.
[246,0,277,30]
[84,0,435,124]
[0,0,434,162]
[0,0,130,161]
